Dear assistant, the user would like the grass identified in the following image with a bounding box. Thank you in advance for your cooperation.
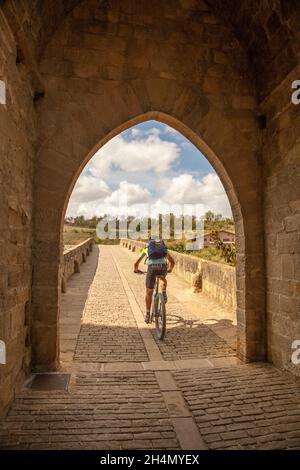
[63,225,95,245]
[166,240,235,266]
[63,225,119,246]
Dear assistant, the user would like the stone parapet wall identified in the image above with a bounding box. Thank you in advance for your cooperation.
[62,239,95,292]
[121,239,236,310]
[201,260,236,310]
[165,250,202,291]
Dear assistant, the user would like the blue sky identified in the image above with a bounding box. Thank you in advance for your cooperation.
[67,120,232,218]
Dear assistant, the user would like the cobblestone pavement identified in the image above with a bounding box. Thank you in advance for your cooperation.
[0,372,179,450]
[60,246,99,364]
[117,248,236,360]
[1,245,300,450]
[74,246,149,363]
[174,364,300,450]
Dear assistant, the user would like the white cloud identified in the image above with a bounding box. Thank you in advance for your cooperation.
[87,130,180,178]
[67,179,152,218]
[130,128,141,137]
[145,127,161,136]
[160,173,232,216]
[67,176,111,218]
[164,125,177,135]
[104,181,152,206]
[70,176,110,203]
[66,124,232,220]
[67,199,104,218]
[67,172,232,219]
[180,141,192,148]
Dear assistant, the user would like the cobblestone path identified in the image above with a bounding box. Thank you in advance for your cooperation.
[1,245,300,450]
[174,364,300,450]
[117,249,236,361]
[74,246,148,363]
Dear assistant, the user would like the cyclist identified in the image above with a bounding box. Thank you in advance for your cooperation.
[134,239,175,324]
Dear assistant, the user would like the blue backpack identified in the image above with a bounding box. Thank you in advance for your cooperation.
[148,239,167,260]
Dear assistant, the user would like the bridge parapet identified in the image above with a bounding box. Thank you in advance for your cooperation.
[62,238,95,292]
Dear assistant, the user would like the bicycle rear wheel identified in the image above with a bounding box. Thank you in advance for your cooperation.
[154,293,166,340]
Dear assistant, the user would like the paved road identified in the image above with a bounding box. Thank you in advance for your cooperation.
[1,245,300,450]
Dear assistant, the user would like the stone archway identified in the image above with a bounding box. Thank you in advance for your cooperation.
[32,110,265,370]
[31,0,265,370]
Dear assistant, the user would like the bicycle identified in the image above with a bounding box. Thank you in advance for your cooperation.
[150,274,167,341]
[135,269,167,341]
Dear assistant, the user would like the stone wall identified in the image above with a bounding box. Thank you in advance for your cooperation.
[201,261,236,310]
[262,62,300,375]
[62,239,95,292]
[0,8,36,417]
[121,239,236,310]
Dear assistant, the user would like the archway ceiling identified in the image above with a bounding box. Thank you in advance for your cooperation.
[2,0,300,101]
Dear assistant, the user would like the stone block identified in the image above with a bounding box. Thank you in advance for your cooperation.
[277,233,300,254]
[32,324,59,370]
[282,254,295,279]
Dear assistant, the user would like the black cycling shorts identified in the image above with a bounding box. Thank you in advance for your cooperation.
[146,264,168,289]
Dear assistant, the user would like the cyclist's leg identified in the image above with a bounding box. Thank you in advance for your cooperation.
[145,266,156,322]
[159,276,167,289]
[159,266,168,303]
[145,288,153,311]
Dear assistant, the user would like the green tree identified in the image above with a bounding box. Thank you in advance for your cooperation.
[204,210,215,223]
[74,215,85,227]
[89,216,100,228]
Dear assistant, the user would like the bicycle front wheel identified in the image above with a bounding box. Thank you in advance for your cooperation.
[155,293,166,341]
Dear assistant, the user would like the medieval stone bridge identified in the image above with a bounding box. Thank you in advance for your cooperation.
[1,245,300,450]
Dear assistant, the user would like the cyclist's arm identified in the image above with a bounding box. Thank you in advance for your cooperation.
[134,253,146,272]
[167,253,175,272]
